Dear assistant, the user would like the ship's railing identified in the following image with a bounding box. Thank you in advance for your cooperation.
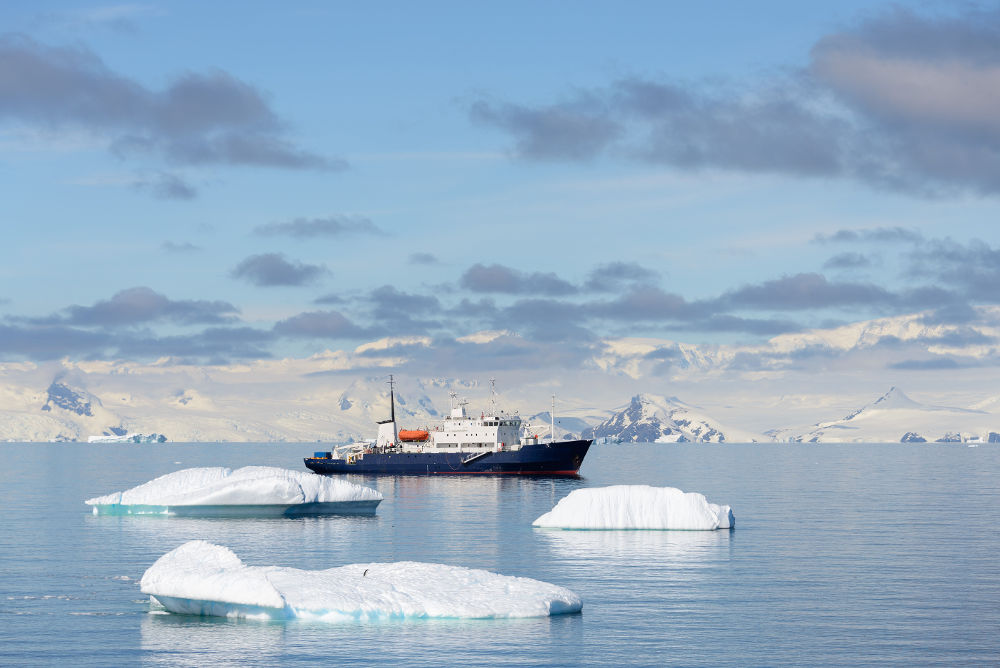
[332,442,367,458]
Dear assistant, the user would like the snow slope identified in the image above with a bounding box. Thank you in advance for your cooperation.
[771,387,1000,443]
[584,394,763,443]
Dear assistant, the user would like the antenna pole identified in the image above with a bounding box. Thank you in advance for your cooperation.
[388,374,395,423]
[551,394,555,444]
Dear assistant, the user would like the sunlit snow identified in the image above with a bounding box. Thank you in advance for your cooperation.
[140,541,582,620]
[85,466,382,515]
[533,485,734,530]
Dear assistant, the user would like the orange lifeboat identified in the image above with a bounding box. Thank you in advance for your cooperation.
[399,429,430,442]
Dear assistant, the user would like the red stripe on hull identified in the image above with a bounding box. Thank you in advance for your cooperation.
[434,470,580,475]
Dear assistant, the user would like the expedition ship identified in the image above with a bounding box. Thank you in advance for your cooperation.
[305,378,591,475]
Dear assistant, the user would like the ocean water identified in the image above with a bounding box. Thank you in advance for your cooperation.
[1,442,998,666]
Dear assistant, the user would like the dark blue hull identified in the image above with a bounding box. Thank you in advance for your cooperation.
[304,439,591,475]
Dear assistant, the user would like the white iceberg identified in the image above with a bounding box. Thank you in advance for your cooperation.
[86,466,382,516]
[140,541,582,620]
[532,485,734,530]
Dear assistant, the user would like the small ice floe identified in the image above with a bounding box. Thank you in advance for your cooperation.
[86,466,382,516]
[140,541,581,621]
[533,485,734,530]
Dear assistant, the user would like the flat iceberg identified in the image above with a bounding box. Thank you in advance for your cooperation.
[86,466,382,516]
[140,541,582,620]
[532,485,734,530]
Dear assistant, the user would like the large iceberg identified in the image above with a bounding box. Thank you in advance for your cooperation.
[86,466,382,516]
[532,485,734,530]
[141,541,582,620]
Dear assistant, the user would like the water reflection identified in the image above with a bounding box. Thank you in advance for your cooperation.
[537,528,733,568]
[140,606,581,667]
[140,613,287,667]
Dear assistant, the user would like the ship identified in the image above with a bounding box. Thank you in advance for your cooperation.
[304,378,591,475]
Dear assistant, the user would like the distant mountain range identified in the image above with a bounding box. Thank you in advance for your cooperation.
[3,356,1000,443]
[768,387,1000,444]
[583,394,764,443]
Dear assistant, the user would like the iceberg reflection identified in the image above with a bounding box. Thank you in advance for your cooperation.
[140,612,286,667]
[537,526,732,566]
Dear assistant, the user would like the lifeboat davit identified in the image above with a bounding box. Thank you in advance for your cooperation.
[398,429,430,442]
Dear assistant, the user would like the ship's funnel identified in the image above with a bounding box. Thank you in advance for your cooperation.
[376,419,397,447]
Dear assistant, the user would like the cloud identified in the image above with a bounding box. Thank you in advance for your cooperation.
[0,34,338,170]
[0,320,272,363]
[823,252,872,270]
[616,78,846,176]
[590,286,695,321]
[470,97,621,160]
[677,314,802,336]
[499,298,596,341]
[0,322,112,360]
[813,226,923,244]
[273,309,369,339]
[162,241,200,253]
[25,287,239,327]
[367,286,442,333]
[584,261,659,292]
[918,303,979,326]
[470,7,1000,196]
[460,263,577,296]
[312,293,346,305]
[254,216,381,238]
[131,171,196,200]
[37,4,162,34]
[408,252,440,265]
[112,326,274,363]
[231,253,327,287]
[887,357,963,370]
[718,273,894,310]
[389,334,596,373]
[906,238,1000,301]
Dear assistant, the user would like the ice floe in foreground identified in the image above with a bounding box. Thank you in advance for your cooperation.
[86,466,382,516]
[533,485,734,530]
[141,541,582,620]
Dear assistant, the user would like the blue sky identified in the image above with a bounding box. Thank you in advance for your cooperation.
[3,1,1000,371]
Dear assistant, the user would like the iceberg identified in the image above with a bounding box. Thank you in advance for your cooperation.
[86,466,382,516]
[140,541,582,620]
[532,485,734,530]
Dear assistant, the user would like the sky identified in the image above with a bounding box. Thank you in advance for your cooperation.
[3,0,1000,392]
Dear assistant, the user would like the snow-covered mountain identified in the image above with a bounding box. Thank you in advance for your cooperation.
[771,387,1000,443]
[583,394,764,443]
[0,362,586,442]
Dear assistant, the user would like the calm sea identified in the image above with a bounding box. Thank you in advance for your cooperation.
[1,442,998,666]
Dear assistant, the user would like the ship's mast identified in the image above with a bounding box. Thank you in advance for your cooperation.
[551,394,556,444]
[489,377,497,417]
[388,374,395,423]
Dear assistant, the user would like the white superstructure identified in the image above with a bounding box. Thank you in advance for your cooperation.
[426,390,526,451]
[333,378,545,460]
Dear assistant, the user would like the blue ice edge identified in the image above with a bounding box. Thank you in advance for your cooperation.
[90,500,381,517]
[149,595,581,621]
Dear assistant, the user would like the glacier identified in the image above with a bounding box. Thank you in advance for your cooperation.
[85,466,382,516]
[533,485,734,530]
[140,541,582,620]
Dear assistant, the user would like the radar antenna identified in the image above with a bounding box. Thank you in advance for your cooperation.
[551,394,556,444]
[387,374,396,423]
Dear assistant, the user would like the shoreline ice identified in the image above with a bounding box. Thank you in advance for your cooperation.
[86,466,382,515]
[533,485,734,530]
[140,541,582,620]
